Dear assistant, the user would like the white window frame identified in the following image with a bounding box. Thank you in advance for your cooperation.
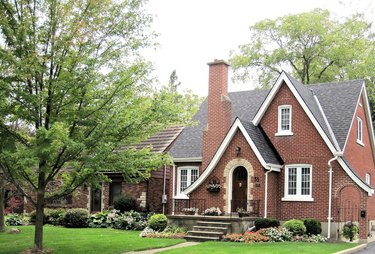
[282,164,314,202]
[276,105,293,136]
[366,173,371,185]
[357,117,364,146]
[176,166,199,195]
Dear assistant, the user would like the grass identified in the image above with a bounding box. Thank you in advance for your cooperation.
[158,241,358,254]
[0,226,185,254]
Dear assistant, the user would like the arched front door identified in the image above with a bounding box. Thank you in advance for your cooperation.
[232,166,248,212]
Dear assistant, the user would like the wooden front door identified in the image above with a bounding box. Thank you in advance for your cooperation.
[90,188,102,212]
[232,166,248,212]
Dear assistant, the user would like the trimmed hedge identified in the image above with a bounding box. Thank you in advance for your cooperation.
[62,208,89,228]
[303,218,322,235]
[113,194,137,212]
[148,214,167,231]
[283,219,306,236]
[254,218,280,230]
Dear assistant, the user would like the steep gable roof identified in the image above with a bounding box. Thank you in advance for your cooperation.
[183,118,282,195]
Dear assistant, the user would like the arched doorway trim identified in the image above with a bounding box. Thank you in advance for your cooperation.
[223,158,254,213]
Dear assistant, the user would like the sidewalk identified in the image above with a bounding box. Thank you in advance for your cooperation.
[125,242,200,254]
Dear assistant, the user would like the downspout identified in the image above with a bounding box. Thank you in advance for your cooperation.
[264,168,275,218]
[314,93,342,240]
[327,156,339,239]
[172,164,176,215]
[162,164,167,214]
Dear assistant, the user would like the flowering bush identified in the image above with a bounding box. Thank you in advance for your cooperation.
[223,233,243,242]
[293,234,327,242]
[5,214,24,226]
[258,227,293,242]
[140,225,187,239]
[88,210,147,230]
[242,231,268,243]
[203,207,222,216]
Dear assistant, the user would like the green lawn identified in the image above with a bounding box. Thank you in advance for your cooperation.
[158,241,358,254]
[0,226,185,254]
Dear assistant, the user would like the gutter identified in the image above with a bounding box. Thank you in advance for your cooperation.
[264,168,277,218]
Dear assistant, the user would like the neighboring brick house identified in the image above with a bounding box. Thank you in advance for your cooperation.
[168,59,375,241]
[19,126,183,214]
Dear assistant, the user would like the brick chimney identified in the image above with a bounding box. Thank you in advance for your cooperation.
[202,59,232,169]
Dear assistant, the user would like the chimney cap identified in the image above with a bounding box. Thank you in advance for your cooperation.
[207,59,230,66]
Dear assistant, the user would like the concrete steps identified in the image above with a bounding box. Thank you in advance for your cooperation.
[185,220,231,242]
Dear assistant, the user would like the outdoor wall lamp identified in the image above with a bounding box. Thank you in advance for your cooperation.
[235,146,241,156]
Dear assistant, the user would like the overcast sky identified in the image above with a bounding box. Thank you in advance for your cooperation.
[144,0,375,96]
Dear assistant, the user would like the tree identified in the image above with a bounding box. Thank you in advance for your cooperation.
[0,0,197,251]
[230,9,375,89]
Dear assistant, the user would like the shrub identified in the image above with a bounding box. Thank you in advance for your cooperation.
[303,218,322,235]
[283,219,306,236]
[62,208,89,228]
[242,231,268,243]
[5,214,24,226]
[140,226,187,239]
[45,208,66,226]
[258,227,292,242]
[222,233,243,242]
[148,214,167,231]
[343,222,358,241]
[254,218,280,230]
[112,210,147,230]
[113,194,137,212]
[163,225,187,234]
[89,211,111,228]
[293,234,327,243]
[29,210,47,224]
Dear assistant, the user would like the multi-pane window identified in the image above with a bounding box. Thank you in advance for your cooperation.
[178,167,199,194]
[283,165,313,201]
[357,117,363,145]
[277,105,293,135]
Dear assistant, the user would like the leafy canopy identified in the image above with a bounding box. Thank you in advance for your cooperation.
[230,8,375,88]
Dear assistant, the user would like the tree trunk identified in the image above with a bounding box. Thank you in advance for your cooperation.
[34,171,46,251]
[0,176,5,232]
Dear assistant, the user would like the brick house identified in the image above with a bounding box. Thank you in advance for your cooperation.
[168,59,375,241]
[18,126,183,214]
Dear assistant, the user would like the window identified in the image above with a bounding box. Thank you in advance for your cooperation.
[276,105,293,136]
[177,166,199,194]
[357,117,364,145]
[282,165,313,201]
[366,173,371,185]
[109,181,122,205]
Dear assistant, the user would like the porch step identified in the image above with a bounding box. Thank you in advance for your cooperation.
[193,226,228,233]
[184,235,221,242]
[185,220,231,242]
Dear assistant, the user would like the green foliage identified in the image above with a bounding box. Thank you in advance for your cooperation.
[88,209,147,230]
[0,0,201,249]
[229,8,375,123]
[45,208,66,226]
[254,218,280,230]
[62,208,89,228]
[113,194,137,212]
[302,218,322,235]
[89,211,111,228]
[258,227,293,242]
[342,222,359,241]
[283,219,306,236]
[5,214,23,226]
[147,214,168,231]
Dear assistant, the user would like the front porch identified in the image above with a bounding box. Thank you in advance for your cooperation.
[171,198,261,218]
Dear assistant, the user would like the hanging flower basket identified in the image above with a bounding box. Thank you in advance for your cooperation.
[207,183,220,193]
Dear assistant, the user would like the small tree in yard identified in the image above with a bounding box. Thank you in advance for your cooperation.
[0,0,200,252]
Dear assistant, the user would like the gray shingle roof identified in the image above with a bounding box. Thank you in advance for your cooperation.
[169,74,363,161]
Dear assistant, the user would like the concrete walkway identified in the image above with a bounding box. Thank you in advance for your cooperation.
[125,242,200,254]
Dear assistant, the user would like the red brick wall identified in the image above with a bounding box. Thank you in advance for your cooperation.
[202,60,232,170]
[187,130,270,216]
[344,95,375,184]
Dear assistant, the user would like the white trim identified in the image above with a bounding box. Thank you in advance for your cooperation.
[366,173,371,185]
[337,157,374,196]
[183,118,282,195]
[252,72,338,154]
[276,105,293,136]
[282,164,314,202]
[362,85,375,158]
[172,157,202,163]
[176,166,199,196]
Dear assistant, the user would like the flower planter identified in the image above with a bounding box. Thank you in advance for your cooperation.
[207,188,220,193]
